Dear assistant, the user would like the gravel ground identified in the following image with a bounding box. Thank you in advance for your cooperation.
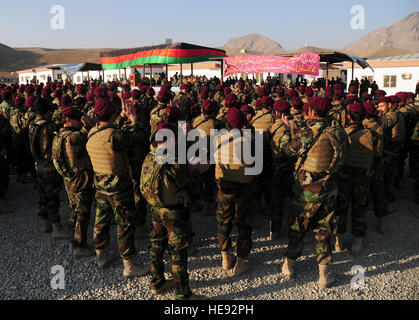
[0,172,418,300]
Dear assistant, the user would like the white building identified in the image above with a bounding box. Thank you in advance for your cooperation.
[17,65,65,84]
[343,53,419,95]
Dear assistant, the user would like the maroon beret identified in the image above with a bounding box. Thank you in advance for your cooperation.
[190,104,201,118]
[62,106,83,121]
[107,83,118,91]
[225,93,237,107]
[325,87,333,100]
[131,89,140,99]
[348,102,364,114]
[14,96,25,106]
[18,85,25,93]
[54,89,63,98]
[376,96,390,104]
[157,89,171,103]
[287,89,298,98]
[86,93,94,102]
[273,100,291,113]
[276,87,285,97]
[334,89,344,99]
[257,87,266,97]
[226,107,245,128]
[395,92,407,102]
[147,87,155,96]
[76,84,86,93]
[297,86,305,94]
[255,98,262,108]
[162,82,172,90]
[166,106,182,122]
[363,102,377,116]
[180,83,189,90]
[304,87,313,97]
[1,89,12,100]
[240,105,255,117]
[309,96,329,111]
[122,91,131,100]
[202,99,217,114]
[25,96,36,108]
[407,92,415,100]
[237,81,245,90]
[200,90,209,100]
[41,87,51,96]
[349,85,358,93]
[261,96,274,108]
[291,97,303,109]
[333,83,343,90]
[375,90,386,97]
[216,84,223,91]
[61,95,72,106]
[345,95,358,104]
[389,95,401,103]
[224,87,232,95]
[302,103,309,112]
[361,92,371,100]
[94,98,116,118]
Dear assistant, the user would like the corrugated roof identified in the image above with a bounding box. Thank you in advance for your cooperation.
[369,53,419,61]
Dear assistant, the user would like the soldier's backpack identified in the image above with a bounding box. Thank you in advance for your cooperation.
[52,131,74,178]
[29,120,51,161]
[140,152,167,207]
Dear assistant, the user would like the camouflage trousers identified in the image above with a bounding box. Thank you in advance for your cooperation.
[132,176,147,227]
[0,154,9,198]
[63,170,93,247]
[335,167,371,238]
[286,171,338,265]
[370,159,388,217]
[216,180,253,259]
[93,188,136,259]
[270,161,293,233]
[150,205,192,300]
[35,161,63,223]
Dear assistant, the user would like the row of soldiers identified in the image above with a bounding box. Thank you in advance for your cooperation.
[0,79,418,300]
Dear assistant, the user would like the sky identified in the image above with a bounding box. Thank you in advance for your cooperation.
[0,0,417,50]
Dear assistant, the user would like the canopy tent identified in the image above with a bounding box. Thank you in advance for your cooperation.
[99,42,227,84]
[59,62,102,77]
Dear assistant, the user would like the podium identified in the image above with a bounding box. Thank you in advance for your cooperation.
[130,72,140,87]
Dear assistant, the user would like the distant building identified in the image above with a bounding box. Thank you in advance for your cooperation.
[343,53,419,95]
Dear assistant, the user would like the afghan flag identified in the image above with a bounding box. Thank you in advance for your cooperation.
[100,42,227,70]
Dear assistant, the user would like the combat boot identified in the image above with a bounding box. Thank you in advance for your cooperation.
[41,219,52,233]
[318,264,335,289]
[135,224,149,239]
[176,293,208,300]
[281,257,296,279]
[122,256,149,278]
[232,257,250,276]
[70,244,95,259]
[221,250,235,270]
[334,235,344,252]
[51,223,72,240]
[0,197,13,214]
[96,248,114,268]
[351,237,364,255]
[151,278,177,295]
[377,217,387,234]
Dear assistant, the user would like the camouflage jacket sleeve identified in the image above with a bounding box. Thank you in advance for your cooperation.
[112,120,147,153]
[39,122,58,160]
[168,163,202,201]
[380,112,398,130]
[280,126,315,158]
[411,121,419,142]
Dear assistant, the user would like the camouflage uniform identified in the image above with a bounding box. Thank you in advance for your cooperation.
[149,103,168,139]
[335,122,376,237]
[29,115,63,224]
[86,121,146,259]
[52,126,93,247]
[141,150,201,299]
[280,119,347,264]
[327,101,347,128]
[173,92,193,122]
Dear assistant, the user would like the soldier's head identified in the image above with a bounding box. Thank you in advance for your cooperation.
[62,106,83,130]
[406,92,415,104]
[363,102,378,119]
[1,88,12,103]
[290,97,303,113]
[273,100,291,118]
[389,95,401,110]
[226,107,247,131]
[94,98,116,122]
[347,102,365,123]
[33,97,53,117]
[202,100,217,116]
[157,89,171,105]
[240,105,255,123]
[308,96,329,119]
[395,92,407,106]
[225,93,238,109]
[376,96,390,114]
[333,89,344,103]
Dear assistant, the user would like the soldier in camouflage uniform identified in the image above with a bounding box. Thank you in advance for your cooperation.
[279,96,347,289]
[213,84,224,108]
[0,111,14,214]
[214,108,257,276]
[149,89,171,139]
[52,106,95,258]
[410,119,419,205]
[173,84,194,121]
[29,97,70,239]
[334,103,376,255]
[52,94,73,127]
[140,123,206,300]
[86,97,148,277]
[289,97,306,131]
[327,89,347,128]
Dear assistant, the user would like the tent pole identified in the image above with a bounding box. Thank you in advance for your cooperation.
[180,63,183,85]
[221,59,224,85]
[191,63,193,76]
[143,64,146,78]
[150,65,152,86]
[351,62,354,82]
[102,70,104,83]
[166,64,168,81]
[326,61,329,87]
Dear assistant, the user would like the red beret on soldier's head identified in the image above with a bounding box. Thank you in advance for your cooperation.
[304,87,313,97]
[61,106,83,121]
[375,90,386,97]
[130,89,140,99]
[25,95,36,108]
[76,84,86,93]
[190,104,201,118]
[348,102,364,115]
[216,84,223,91]
[276,87,285,97]
[226,107,246,128]
[86,93,94,102]
[389,95,401,104]
[255,98,262,108]
[61,94,72,106]
[349,85,358,93]
[94,98,116,118]
[107,82,118,91]
[309,96,330,111]
[225,93,237,108]
[157,89,172,103]
[363,102,377,116]
[200,90,209,100]
[345,95,358,104]
[223,87,232,95]
[122,91,131,100]
[361,92,371,100]
[395,92,407,102]
[202,99,217,114]
[333,83,343,90]
[240,105,255,117]
[287,89,298,98]
[334,89,344,99]
[237,81,245,90]
[257,86,266,97]
[291,97,303,109]
[376,96,390,104]
[180,83,189,91]
[407,92,415,100]
[297,86,305,94]
[14,96,25,106]
[147,87,155,97]
[54,89,63,98]
[94,87,107,98]
[261,96,274,109]
[166,106,182,123]
[273,100,291,113]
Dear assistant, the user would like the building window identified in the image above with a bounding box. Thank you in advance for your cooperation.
[383,75,396,88]
[362,75,373,83]
[57,73,62,80]
[113,74,117,80]
[77,76,81,82]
